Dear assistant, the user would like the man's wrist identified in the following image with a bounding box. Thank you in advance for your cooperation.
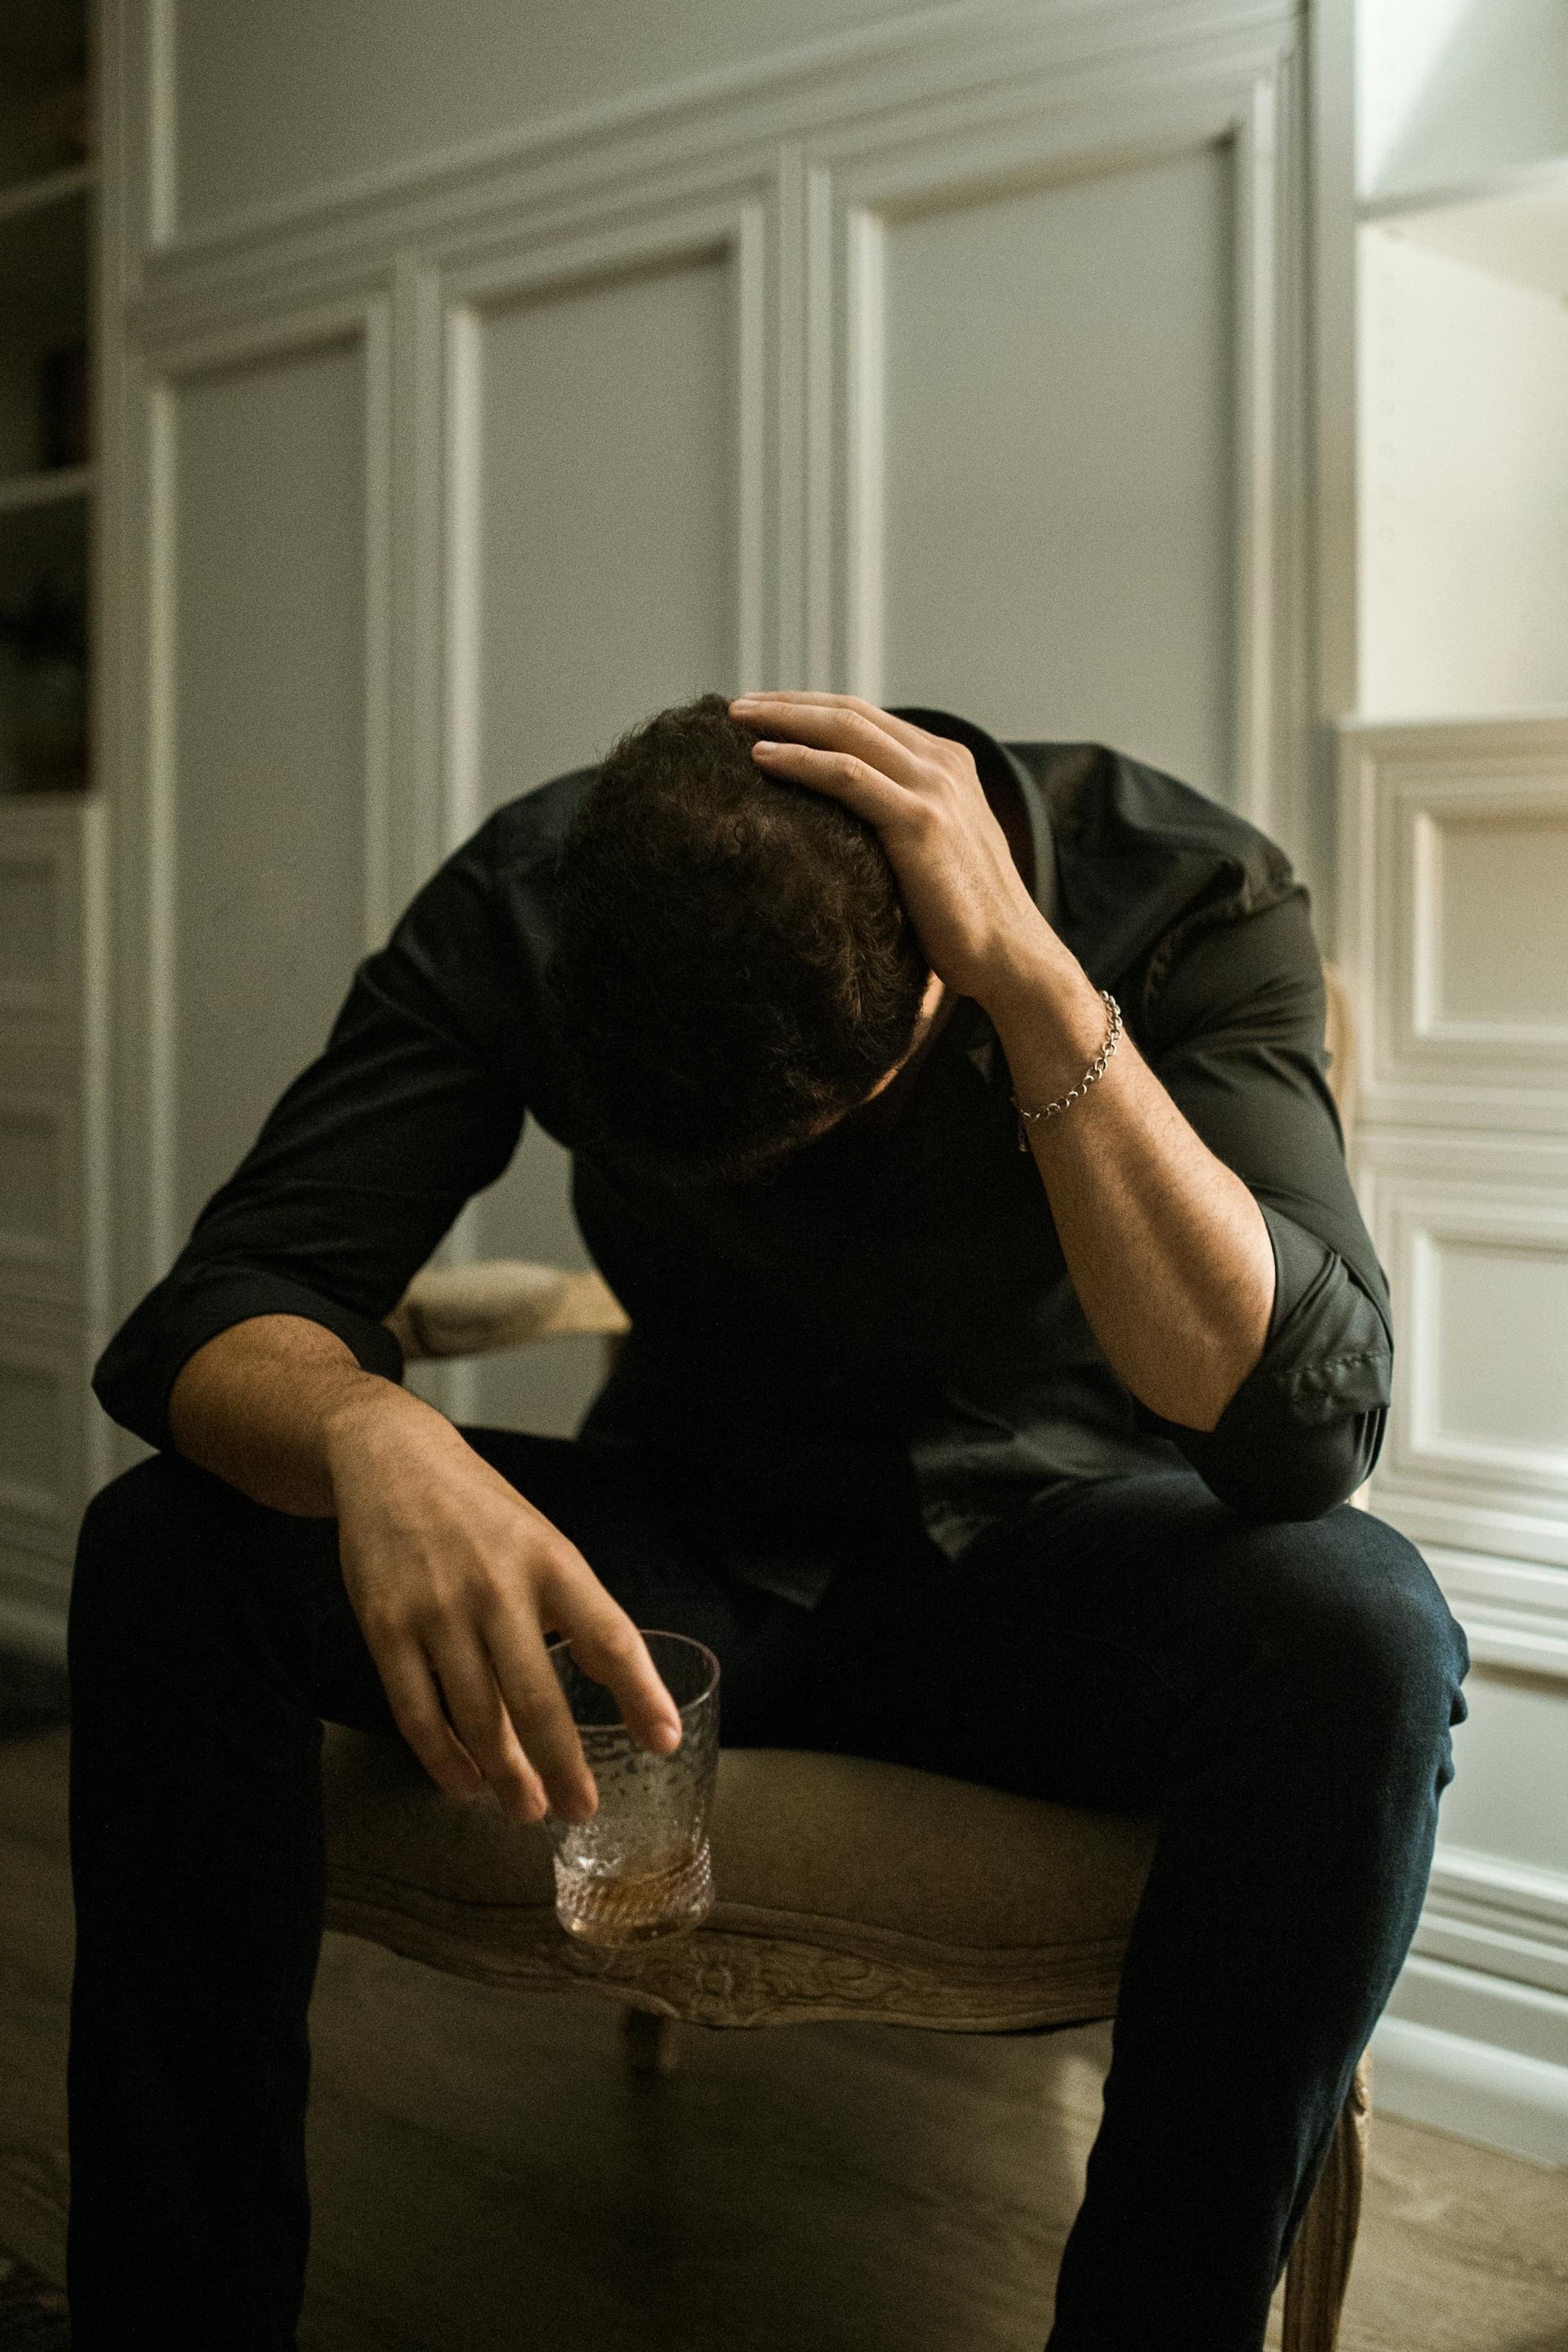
[975,920,1103,1047]
[320,1370,439,1478]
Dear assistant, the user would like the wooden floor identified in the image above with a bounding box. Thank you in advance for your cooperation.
[3,1721,1566,2351]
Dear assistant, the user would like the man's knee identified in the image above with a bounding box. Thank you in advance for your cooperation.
[71,1452,247,1657]
[77,1450,226,1569]
[1232,1506,1469,1764]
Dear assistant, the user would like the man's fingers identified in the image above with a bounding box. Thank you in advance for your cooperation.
[549,1592,685,1757]
[728,691,940,757]
[370,1633,492,1805]
[733,694,926,786]
[731,689,933,756]
[423,1624,559,1820]
[746,738,917,826]
[462,1603,601,1824]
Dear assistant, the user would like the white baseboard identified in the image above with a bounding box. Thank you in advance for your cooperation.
[1371,2012,1568,2167]
[1374,1952,1568,2166]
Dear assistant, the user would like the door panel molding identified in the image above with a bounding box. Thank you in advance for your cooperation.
[122,0,1299,287]
[117,295,391,1319]
[801,55,1302,831]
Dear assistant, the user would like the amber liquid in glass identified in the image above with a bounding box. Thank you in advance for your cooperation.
[553,1840,715,1947]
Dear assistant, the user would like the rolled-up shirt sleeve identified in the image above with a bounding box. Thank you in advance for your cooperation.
[93,827,530,1454]
[1135,889,1392,1520]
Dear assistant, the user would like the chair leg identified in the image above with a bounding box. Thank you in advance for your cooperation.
[621,2004,679,2076]
[1282,2049,1372,2352]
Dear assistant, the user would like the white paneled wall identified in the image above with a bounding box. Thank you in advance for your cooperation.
[1342,715,1568,2161]
[168,331,372,1229]
[166,0,923,243]
[0,794,109,1651]
[878,143,1236,795]
[469,252,742,808]
[1357,230,1568,720]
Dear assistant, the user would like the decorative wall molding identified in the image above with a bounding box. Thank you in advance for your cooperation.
[0,1090,80,1303]
[0,1314,85,1559]
[116,292,393,1298]
[1418,1842,1568,2001]
[1342,706,1568,2160]
[1356,1129,1568,1569]
[1400,1192,1568,1503]
[0,804,84,1018]
[1372,1998,1568,2169]
[0,795,112,1511]
[799,49,1304,835]
[124,0,1298,301]
[1427,1545,1568,1685]
[430,187,774,859]
[1339,711,1568,1134]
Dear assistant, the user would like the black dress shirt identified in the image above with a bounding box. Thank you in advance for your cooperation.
[94,708,1394,1607]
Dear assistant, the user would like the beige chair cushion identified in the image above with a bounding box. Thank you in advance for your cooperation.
[386,1260,630,1361]
[323,1723,1158,2033]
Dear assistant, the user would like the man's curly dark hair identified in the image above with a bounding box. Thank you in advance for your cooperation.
[545,692,929,1184]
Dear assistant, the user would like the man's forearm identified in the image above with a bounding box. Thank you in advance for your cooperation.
[167,1313,431,1517]
[984,938,1276,1434]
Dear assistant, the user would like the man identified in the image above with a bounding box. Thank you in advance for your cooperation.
[70,691,1468,2351]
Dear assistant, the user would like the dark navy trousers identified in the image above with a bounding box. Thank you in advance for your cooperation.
[65,1431,1468,2350]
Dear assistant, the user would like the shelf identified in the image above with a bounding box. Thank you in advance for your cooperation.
[0,785,94,811]
[1361,159,1568,305]
[0,488,86,620]
[0,172,87,304]
[0,464,92,518]
[0,161,95,230]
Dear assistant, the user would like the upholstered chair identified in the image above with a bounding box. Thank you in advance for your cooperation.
[321,965,1368,2350]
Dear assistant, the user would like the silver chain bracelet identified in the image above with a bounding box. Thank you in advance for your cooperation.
[1010,990,1123,1151]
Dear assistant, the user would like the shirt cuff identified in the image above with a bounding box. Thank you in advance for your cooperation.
[1147,1205,1392,1520]
[92,1264,407,1456]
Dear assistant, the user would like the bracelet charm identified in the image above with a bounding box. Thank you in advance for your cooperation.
[1011,990,1123,1150]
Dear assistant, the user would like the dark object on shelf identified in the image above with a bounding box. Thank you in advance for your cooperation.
[27,58,93,172]
[38,340,90,470]
[0,1649,69,1740]
[0,581,89,792]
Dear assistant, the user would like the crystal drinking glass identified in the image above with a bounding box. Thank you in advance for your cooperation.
[541,1628,719,1946]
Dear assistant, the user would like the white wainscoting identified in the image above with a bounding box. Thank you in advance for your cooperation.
[1340,711,1568,1130]
[1343,713,1568,2163]
[0,803,88,1022]
[0,1301,100,1654]
[0,796,109,1657]
[1379,1844,1568,2163]
[140,295,392,1254]
[1356,1137,1568,1567]
[800,58,1298,825]
[1426,1546,1568,1681]
[1419,1844,1568,2000]
[0,1089,82,1304]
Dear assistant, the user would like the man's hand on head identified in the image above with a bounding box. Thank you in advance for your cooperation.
[728,692,1057,1018]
